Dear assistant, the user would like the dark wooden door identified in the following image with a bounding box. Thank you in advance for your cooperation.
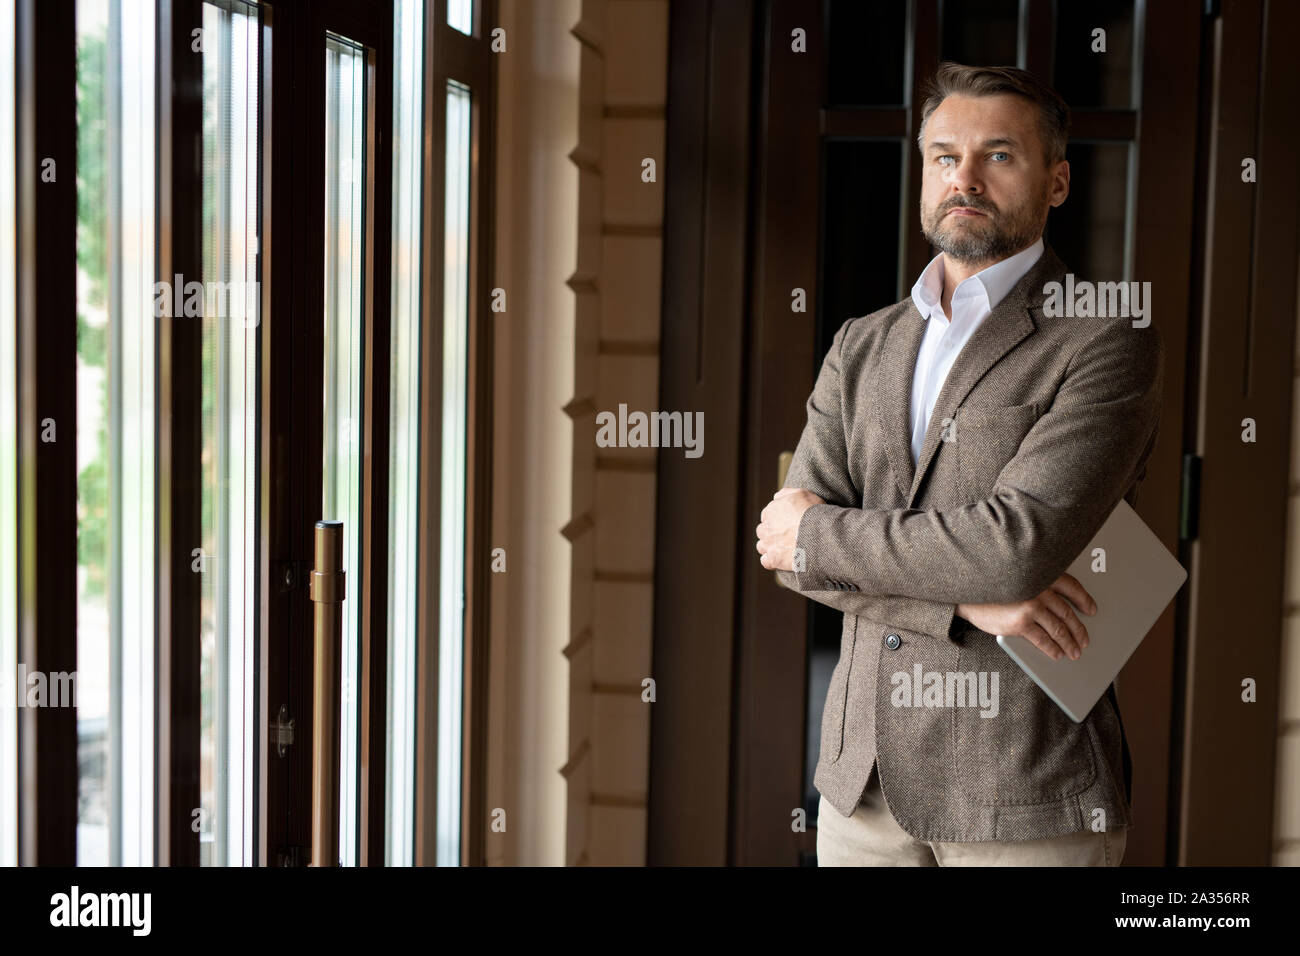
[653,0,1203,866]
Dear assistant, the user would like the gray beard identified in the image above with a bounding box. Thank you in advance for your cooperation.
[923,213,1041,264]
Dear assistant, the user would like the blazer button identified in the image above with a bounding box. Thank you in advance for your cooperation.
[884,633,901,650]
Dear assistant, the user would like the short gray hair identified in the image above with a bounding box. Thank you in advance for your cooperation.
[916,62,1071,166]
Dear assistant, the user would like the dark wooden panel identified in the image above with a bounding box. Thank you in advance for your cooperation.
[649,0,757,865]
[1021,0,1054,78]
[15,0,79,866]
[1122,0,1201,867]
[902,0,939,285]
[821,107,908,138]
[1178,0,1300,865]
[1070,109,1138,141]
[729,0,822,866]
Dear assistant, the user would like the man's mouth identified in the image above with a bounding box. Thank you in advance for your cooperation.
[945,206,988,218]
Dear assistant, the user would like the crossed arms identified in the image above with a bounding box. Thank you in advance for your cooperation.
[763,313,1163,641]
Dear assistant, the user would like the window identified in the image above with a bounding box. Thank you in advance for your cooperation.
[447,0,472,36]
[386,0,423,866]
[322,31,367,868]
[12,0,495,868]
[74,0,157,867]
[437,78,472,868]
[198,0,260,867]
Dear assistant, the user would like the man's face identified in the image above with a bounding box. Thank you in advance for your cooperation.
[919,93,1069,266]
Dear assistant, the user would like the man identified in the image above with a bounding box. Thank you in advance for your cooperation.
[753,63,1162,866]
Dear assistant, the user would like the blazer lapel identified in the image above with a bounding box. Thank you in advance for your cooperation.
[905,244,1066,505]
[873,303,928,500]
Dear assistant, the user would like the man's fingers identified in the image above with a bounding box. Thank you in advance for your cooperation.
[773,487,797,499]
[1034,604,1081,660]
[1021,622,1064,662]
[1041,589,1089,650]
[1051,572,1096,615]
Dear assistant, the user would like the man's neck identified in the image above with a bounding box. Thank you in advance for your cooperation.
[937,238,1039,320]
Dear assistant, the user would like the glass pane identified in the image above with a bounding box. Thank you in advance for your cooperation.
[940,0,1019,68]
[826,0,905,107]
[199,0,259,867]
[439,79,471,868]
[1044,141,1130,283]
[75,0,156,866]
[386,0,422,866]
[323,33,366,868]
[820,140,903,359]
[448,0,472,36]
[1054,0,1135,110]
[0,0,16,869]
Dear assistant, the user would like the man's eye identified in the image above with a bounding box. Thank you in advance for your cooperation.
[990,152,1009,161]
[937,155,955,166]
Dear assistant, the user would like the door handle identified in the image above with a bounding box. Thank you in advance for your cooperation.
[309,520,345,866]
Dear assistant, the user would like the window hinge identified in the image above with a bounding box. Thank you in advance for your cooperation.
[274,844,306,867]
[275,558,311,592]
[271,703,294,757]
[1179,453,1202,542]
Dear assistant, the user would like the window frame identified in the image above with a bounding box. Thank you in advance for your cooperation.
[413,0,496,869]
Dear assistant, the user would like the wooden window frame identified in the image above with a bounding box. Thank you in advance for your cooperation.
[414,0,497,869]
[15,0,80,867]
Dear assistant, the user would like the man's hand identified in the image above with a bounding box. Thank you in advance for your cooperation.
[956,572,1097,661]
[756,488,825,571]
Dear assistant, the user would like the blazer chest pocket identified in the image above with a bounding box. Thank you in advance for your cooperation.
[954,402,1041,500]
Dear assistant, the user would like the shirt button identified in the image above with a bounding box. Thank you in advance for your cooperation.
[884,633,901,650]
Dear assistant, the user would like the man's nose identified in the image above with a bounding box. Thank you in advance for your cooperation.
[945,159,983,194]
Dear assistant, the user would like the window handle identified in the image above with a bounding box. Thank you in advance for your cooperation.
[308,520,345,867]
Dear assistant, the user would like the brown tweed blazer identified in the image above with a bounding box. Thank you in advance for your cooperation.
[777,241,1163,843]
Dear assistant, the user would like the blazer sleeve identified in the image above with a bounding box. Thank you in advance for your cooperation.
[774,316,959,641]
[791,316,1164,605]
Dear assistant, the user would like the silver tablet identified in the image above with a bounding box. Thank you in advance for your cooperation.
[996,498,1187,722]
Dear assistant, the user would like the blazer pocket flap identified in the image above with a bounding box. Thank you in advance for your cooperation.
[954,403,1043,497]
[955,401,1041,433]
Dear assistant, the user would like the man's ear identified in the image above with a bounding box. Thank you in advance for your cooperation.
[1048,159,1070,208]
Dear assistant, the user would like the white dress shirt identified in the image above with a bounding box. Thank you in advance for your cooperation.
[907,237,1044,463]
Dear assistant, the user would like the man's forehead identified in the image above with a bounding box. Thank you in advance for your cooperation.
[924,93,1037,141]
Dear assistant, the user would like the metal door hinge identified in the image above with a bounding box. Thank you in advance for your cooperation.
[274,844,306,867]
[272,703,294,757]
[275,558,311,592]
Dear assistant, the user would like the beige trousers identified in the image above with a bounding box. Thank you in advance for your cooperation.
[816,769,1127,867]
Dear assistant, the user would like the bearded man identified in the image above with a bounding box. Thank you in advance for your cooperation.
[754,62,1163,867]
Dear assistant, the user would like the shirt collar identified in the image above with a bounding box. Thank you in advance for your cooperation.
[910,236,1045,322]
